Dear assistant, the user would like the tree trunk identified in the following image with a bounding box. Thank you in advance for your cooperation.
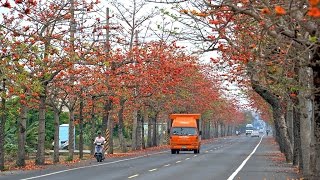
[152,112,158,146]
[147,113,152,148]
[292,106,300,167]
[35,92,47,165]
[251,81,293,162]
[298,67,313,177]
[53,109,60,163]
[222,123,225,137]
[118,97,126,152]
[275,104,293,162]
[68,110,75,160]
[102,99,112,140]
[214,121,218,138]
[0,79,6,171]
[142,110,146,149]
[286,101,294,145]
[90,96,96,156]
[107,112,114,154]
[132,109,138,150]
[79,95,84,159]
[136,110,142,150]
[17,101,27,167]
[160,122,166,145]
[311,47,320,179]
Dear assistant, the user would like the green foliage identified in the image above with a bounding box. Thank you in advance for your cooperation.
[65,156,73,162]
[4,97,69,156]
[309,36,317,43]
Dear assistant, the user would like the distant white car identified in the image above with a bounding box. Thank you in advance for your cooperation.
[259,129,264,134]
[251,130,260,137]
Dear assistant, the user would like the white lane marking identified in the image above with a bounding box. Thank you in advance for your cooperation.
[210,150,213,152]
[149,168,157,172]
[164,164,171,167]
[185,158,190,160]
[193,155,197,157]
[227,136,264,180]
[128,174,139,179]
[20,150,169,180]
[205,151,209,153]
[214,148,216,150]
[176,161,181,163]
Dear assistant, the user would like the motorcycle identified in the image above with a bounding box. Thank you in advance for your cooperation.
[95,142,104,162]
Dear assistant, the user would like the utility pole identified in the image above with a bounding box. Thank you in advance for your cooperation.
[68,0,76,160]
[104,7,113,155]
[106,7,110,54]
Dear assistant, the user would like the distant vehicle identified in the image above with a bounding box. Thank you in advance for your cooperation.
[245,124,254,135]
[259,129,264,134]
[169,114,201,154]
[52,124,75,150]
[251,130,260,137]
[236,130,240,135]
[95,142,104,162]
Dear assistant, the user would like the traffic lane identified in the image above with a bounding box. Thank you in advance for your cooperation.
[123,136,261,180]
[18,137,238,180]
[0,136,242,180]
[0,151,169,180]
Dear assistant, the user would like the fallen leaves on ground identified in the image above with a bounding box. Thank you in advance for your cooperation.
[4,154,92,171]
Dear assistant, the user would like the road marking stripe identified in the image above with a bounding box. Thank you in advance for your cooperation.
[193,155,197,157]
[210,150,213,152]
[149,168,157,172]
[164,164,171,167]
[20,150,169,180]
[128,174,139,179]
[205,151,208,153]
[227,135,264,180]
[185,158,190,160]
[176,161,181,163]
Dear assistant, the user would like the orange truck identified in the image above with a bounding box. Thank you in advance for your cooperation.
[169,114,201,154]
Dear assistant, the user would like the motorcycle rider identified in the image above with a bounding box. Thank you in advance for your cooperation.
[94,131,106,159]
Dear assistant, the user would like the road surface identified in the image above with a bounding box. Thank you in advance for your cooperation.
[0,135,299,180]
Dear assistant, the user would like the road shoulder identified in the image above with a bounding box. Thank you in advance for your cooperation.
[236,135,301,180]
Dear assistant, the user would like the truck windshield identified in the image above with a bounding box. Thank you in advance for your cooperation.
[172,127,197,136]
[246,127,253,130]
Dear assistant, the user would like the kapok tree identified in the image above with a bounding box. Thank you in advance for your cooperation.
[1,0,101,165]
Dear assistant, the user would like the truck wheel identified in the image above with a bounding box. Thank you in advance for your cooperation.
[194,150,197,154]
[171,149,176,154]
[176,150,180,154]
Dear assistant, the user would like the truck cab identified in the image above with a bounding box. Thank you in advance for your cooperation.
[245,124,254,135]
[169,114,201,154]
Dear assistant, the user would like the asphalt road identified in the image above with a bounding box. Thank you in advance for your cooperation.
[0,135,299,180]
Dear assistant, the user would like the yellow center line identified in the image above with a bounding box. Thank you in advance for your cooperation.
[128,174,139,179]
